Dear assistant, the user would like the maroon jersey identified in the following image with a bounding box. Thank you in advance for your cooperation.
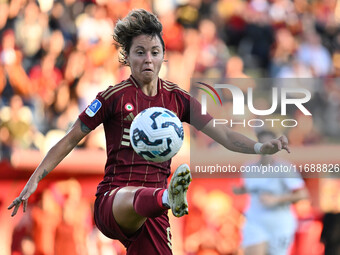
[79,76,212,196]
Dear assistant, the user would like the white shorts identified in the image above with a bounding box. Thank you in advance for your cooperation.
[242,217,296,255]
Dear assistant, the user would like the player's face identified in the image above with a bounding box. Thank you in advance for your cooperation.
[127,34,164,86]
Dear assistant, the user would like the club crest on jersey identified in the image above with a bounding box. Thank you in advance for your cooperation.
[125,103,134,111]
[86,99,102,117]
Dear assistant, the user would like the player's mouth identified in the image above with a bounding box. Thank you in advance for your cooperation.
[143,68,153,73]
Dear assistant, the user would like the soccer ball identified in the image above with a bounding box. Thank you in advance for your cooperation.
[130,107,184,162]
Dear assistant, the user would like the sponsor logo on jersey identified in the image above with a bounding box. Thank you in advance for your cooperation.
[85,99,102,117]
[125,103,134,111]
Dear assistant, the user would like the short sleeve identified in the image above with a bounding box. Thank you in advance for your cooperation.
[181,95,213,130]
[283,177,305,191]
[78,93,110,130]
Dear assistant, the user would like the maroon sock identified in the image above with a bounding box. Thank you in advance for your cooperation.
[133,188,167,218]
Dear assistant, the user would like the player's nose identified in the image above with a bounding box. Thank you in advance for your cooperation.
[144,52,152,63]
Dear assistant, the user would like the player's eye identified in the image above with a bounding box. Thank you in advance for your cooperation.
[136,50,144,55]
[152,51,159,56]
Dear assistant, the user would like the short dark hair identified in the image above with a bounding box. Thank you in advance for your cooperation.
[256,130,276,142]
[113,9,165,65]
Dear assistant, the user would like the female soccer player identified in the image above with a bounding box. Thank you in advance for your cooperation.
[234,130,307,255]
[8,9,290,255]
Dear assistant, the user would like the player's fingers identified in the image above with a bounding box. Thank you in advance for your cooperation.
[271,139,282,151]
[8,197,23,216]
[279,135,288,145]
[283,144,291,153]
[23,199,28,213]
[279,135,290,153]
[11,203,21,217]
[7,202,15,210]
[277,140,282,151]
[8,197,21,210]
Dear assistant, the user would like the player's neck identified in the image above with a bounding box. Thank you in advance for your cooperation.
[141,84,157,96]
[134,76,158,96]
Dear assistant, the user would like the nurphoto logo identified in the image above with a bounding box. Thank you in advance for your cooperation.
[197,82,312,128]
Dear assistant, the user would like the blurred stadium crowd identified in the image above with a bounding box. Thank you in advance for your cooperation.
[1,0,340,255]
[1,0,340,162]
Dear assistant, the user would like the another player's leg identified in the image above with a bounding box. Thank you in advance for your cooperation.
[244,242,267,255]
[167,163,192,217]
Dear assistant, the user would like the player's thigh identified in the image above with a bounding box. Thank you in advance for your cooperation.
[112,186,146,235]
[244,242,267,255]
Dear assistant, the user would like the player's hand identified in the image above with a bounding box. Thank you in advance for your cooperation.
[8,180,38,217]
[260,193,281,207]
[232,185,246,195]
[260,135,290,154]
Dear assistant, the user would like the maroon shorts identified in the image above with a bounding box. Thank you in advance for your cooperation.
[94,188,173,255]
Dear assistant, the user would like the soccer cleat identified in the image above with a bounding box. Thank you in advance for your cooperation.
[168,164,192,217]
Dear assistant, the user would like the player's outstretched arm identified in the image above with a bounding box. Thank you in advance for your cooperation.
[8,118,91,217]
[200,119,290,154]
[232,185,248,195]
[260,187,309,207]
